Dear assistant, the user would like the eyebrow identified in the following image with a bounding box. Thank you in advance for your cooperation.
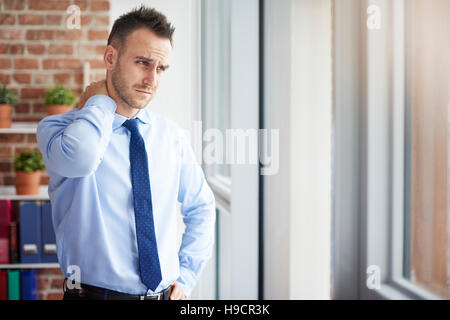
[134,56,170,69]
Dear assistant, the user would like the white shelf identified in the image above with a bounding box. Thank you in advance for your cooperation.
[0,263,59,269]
[0,185,49,200]
[0,122,38,134]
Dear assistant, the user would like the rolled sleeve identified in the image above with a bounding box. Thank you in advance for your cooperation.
[37,94,116,178]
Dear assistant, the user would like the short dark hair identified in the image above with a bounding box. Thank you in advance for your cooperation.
[107,5,175,52]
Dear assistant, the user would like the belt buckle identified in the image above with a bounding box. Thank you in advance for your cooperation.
[140,286,171,300]
[142,293,161,300]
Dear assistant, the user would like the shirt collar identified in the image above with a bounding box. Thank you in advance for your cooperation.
[112,107,152,130]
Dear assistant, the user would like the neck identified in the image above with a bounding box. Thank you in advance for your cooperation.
[106,77,140,119]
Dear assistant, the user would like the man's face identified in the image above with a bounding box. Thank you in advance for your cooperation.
[110,28,172,110]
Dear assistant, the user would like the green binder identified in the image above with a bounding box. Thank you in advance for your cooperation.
[7,270,20,300]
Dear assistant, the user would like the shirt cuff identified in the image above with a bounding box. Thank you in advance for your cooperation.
[176,267,196,299]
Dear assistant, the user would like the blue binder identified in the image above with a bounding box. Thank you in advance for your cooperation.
[20,270,39,300]
[41,201,58,263]
[19,202,42,263]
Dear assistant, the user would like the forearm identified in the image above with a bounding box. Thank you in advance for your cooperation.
[177,188,216,298]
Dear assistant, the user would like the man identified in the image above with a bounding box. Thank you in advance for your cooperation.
[37,6,215,300]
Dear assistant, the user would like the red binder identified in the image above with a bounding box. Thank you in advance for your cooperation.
[0,270,7,300]
[0,200,12,264]
[0,200,11,226]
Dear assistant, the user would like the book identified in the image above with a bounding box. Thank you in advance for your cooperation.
[9,202,19,264]
[0,200,12,225]
[0,200,12,264]
[7,270,20,300]
[20,270,39,300]
[19,202,42,263]
[41,201,58,263]
[9,222,19,264]
[0,270,7,300]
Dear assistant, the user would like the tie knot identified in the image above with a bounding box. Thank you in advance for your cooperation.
[122,118,140,134]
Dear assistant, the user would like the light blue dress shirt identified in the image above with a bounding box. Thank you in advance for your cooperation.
[36,95,216,298]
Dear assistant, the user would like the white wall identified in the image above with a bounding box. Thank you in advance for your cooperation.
[264,0,332,299]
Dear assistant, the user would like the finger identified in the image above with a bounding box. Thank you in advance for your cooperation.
[170,288,180,300]
[76,93,85,109]
[170,284,184,300]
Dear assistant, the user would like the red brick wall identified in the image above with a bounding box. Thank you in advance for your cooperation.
[0,0,111,300]
[37,268,65,300]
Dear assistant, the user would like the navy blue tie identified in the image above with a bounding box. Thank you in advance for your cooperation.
[123,118,162,291]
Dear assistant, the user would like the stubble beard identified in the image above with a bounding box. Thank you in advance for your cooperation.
[111,62,149,111]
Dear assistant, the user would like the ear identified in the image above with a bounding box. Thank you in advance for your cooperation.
[104,45,118,71]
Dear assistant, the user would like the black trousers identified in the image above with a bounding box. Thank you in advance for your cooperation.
[63,290,89,300]
[62,279,172,300]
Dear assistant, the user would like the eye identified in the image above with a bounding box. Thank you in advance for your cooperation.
[137,60,149,66]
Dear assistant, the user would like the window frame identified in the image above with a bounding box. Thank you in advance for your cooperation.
[201,0,232,213]
[201,0,260,299]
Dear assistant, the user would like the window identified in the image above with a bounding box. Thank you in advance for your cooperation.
[332,0,449,300]
[403,0,450,299]
[202,0,232,182]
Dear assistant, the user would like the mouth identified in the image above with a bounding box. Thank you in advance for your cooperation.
[135,89,152,96]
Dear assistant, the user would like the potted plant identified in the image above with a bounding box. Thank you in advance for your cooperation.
[44,84,77,115]
[13,149,45,195]
[0,84,19,128]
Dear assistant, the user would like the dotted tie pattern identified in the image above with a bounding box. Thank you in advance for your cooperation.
[123,119,162,291]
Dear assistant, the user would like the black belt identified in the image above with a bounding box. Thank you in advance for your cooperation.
[63,278,173,300]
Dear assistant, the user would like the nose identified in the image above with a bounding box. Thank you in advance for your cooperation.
[143,67,157,89]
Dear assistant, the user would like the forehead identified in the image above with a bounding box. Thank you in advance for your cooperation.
[122,27,172,62]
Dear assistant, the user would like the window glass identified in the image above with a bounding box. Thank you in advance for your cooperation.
[404,0,450,299]
[202,0,231,178]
